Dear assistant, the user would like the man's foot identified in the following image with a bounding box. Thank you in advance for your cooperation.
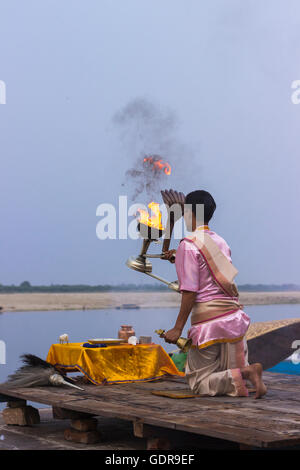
[241,363,267,399]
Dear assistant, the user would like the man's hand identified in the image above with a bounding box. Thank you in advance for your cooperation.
[161,189,185,224]
[161,249,176,263]
[163,327,182,344]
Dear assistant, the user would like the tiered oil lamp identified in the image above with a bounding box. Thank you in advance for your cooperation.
[126,202,180,292]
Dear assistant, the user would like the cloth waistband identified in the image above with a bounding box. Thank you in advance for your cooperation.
[191,299,243,325]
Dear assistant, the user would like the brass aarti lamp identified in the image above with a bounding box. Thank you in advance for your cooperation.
[126,204,180,292]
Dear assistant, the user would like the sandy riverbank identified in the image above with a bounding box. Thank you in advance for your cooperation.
[0,291,300,312]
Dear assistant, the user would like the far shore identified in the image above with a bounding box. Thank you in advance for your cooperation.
[0,291,300,313]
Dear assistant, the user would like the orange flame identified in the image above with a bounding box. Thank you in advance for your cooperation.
[137,202,164,230]
[143,156,171,176]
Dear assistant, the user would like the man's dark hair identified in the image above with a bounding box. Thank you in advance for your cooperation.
[185,190,216,224]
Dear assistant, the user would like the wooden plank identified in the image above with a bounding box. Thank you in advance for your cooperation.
[1,373,300,448]
[0,393,16,403]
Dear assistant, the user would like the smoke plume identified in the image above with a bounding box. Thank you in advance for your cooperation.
[113,97,197,201]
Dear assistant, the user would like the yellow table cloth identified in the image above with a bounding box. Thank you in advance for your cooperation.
[46,342,184,385]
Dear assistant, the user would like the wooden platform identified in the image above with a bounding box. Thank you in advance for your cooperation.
[0,408,147,450]
[1,372,300,449]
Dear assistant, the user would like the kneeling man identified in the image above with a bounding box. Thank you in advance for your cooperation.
[162,189,267,399]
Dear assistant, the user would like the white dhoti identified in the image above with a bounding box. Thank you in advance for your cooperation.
[185,338,249,397]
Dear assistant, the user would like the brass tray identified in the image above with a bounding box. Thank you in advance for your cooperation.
[88,338,126,345]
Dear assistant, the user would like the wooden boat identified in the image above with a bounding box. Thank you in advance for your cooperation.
[247,318,300,370]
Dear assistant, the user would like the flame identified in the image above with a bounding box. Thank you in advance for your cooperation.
[137,202,164,230]
[143,156,171,176]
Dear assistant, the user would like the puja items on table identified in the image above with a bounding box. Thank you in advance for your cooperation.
[118,325,135,341]
[139,335,152,344]
[46,340,184,385]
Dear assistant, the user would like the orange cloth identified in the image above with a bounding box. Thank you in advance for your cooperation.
[46,342,184,385]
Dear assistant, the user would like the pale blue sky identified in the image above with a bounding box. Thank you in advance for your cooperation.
[0,0,299,285]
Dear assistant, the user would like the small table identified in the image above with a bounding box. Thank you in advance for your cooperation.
[47,342,184,385]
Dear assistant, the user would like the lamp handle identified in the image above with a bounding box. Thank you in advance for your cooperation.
[145,272,180,292]
[162,217,174,254]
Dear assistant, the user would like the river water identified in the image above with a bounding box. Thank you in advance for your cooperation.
[0,303,299,385]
